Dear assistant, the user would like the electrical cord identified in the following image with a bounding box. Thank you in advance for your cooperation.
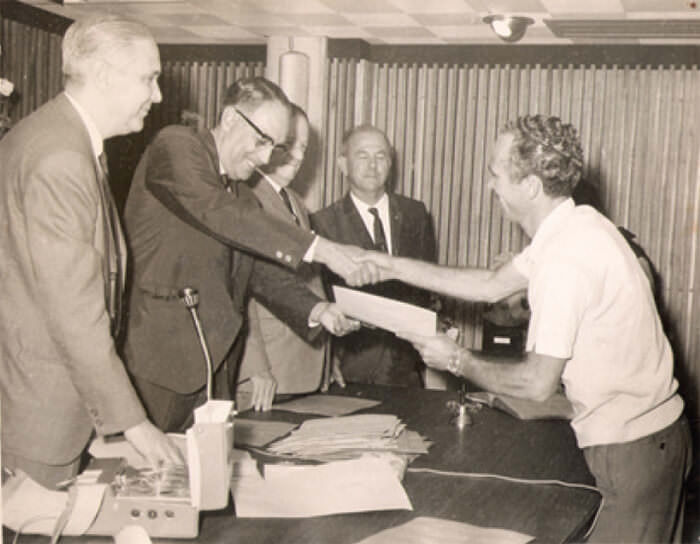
[406,466,603,540]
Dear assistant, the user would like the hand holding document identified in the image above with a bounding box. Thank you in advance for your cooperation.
[332,286,437,336]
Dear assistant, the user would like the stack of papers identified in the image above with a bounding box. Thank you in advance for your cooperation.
[265,414,430,462]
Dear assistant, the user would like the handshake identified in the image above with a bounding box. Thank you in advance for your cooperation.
[313,237,397,288]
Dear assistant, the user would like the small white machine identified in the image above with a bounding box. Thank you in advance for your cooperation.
[87,287,235,538]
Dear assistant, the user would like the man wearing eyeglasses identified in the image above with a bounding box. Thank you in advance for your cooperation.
[122,77,365,432]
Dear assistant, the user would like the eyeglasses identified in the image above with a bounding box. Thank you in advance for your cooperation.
[234,108,287,152]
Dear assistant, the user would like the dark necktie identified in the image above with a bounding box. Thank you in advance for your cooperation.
[97,152,123,338]
[368,207,388,253]
[279,187,300,226]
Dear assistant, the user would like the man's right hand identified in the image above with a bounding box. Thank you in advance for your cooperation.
[124,420,185,468]
[313,237,382,287]
[351,249,396,282]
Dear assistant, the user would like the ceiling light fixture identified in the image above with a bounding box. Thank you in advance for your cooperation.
[483,15,534,43]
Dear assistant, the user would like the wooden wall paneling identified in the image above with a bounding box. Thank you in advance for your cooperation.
[550,65,562,119]
[621,66,640,229]
[420,64,438,213]
[637,66,658,257]
[488,65,507,261]
[483,66,502,269]
[456,65,478,268]
[674,68,700,369]
[385,62,399,168]
[658,68,682,295]
[204,63,216,128]
[413,64,428,202]
[432,64,450,260]
[355,59,372,127]
[402,64,418,199]
[468,65,488,270]
[446,65,468,266]
[374,63,388,134]
[603,66,622,221]
[393,64,408,196]
[321,58,341,207]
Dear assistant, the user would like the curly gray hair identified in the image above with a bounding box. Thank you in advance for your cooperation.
[502,114,584,198]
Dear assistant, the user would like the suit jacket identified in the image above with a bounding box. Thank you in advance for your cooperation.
[238,178,327,395]
[0,93,145,465]
[310,192,436,387]
[123,126,322,395]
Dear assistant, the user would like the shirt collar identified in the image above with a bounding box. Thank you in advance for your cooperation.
[64,91,103,160]
[350,192,389,215]
[262,175,283,193]
[529,197,575,256]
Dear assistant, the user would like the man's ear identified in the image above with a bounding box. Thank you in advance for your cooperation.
[220,106,237,130]
[92,58,112,91]
[523,174,543,200]
[337,156,348,177]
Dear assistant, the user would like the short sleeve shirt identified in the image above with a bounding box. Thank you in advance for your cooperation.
[513,199,683,447]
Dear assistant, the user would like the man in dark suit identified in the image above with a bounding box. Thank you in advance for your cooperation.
[311,125,437,387]
[123,78,362,432]
[0,15,182,488]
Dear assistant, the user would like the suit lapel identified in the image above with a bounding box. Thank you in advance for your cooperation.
[341,193,375,250]
[388,194,403,256]
[252,177,292,222]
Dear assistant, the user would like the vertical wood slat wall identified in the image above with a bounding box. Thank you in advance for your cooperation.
[322,58,700,414]
[0,18,64,120]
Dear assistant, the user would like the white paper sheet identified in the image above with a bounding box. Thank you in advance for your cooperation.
[332,286,436,336]
[354,516,534,544]
[231,454,412,518]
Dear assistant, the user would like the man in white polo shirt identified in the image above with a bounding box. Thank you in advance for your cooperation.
[357,114,692,542]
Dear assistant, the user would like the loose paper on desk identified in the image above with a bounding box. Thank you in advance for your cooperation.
[265,414,430,462]
[231,454,412,518]
[354,516,533,544]
[272,394,381,416]
[332,286,436,336]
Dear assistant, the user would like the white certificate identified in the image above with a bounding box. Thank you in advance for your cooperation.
[332,286,436,336]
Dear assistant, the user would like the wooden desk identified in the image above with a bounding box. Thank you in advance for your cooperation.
[4,384,600,544]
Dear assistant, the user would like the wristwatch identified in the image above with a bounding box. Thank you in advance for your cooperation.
[447,348,461,375]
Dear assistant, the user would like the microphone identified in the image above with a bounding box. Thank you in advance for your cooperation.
[179,287,213,402]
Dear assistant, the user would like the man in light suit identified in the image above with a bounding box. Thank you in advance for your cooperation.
[237,105,329,411]
[311,125,437,387]
[0,15,182,488]
[123,78,363,432]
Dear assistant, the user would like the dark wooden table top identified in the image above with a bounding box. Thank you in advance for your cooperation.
[4,384,600,544]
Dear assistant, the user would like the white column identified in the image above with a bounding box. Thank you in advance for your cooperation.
[266,36,328,212]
